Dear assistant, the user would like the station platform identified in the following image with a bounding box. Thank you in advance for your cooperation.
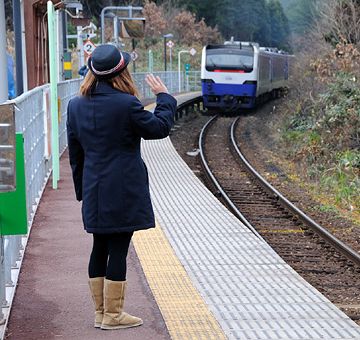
[4,93,360,339]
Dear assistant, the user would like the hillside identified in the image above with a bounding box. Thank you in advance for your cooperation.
[276,1,360,215]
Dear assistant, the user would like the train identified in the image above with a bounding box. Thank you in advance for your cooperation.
[201,39,291,111]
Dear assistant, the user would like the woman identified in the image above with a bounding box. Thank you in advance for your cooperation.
[67,44,177,330]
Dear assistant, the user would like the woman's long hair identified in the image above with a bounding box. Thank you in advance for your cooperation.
[79,68,139,98]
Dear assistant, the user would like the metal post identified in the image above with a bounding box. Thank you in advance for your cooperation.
[55,11,62,82]
[101,8,105,43]
[48,1,59,189]
[11,236,21,266]
[178,50,189,93]
[132,39,136,73]
[20,0,28,92]
[148,49,153,73]
[164,36,167,72]
[62,10,68,52]
[0,236,7,315]
[4,237,13,286]
[169,46,173,91]
[0,0,8,103]
[77,25,83,67]
[76,8,84,68]
[13,0,24,96]
[114,16,118,45]
[178,51,181,93]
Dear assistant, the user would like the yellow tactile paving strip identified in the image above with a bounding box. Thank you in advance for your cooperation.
[133,224,226,340]
[134,97,225,339]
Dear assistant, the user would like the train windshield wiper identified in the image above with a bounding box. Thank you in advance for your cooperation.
[237,60,246,69]
[208,59,218,70]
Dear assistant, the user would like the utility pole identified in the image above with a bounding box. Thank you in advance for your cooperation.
[0,0,8,103]
[13,0,24,96]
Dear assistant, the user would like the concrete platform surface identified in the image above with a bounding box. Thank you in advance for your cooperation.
[141,135,360,340]
[5,152,170,340]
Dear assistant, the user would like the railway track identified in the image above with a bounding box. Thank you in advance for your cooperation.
[199,115,360,322]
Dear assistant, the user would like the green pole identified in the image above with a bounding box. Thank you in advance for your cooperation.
[47,1,59,189]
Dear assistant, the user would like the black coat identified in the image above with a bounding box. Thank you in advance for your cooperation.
[67,81,177,233]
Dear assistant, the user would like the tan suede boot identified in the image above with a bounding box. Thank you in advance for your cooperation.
[88,277,105,328]
[101,279,143,330]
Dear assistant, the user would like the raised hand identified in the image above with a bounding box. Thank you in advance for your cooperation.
[145,74,169,95]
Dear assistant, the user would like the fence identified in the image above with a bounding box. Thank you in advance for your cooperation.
[133,70,201,98]
[0,71,200,336]
[0,78,82,332]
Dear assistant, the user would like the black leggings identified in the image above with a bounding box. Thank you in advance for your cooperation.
[88,232,133,281]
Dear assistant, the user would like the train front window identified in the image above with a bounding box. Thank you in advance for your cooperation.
[206,48,254,72]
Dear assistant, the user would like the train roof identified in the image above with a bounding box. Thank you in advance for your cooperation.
[208,37,290,55]
[206,43,256,50]
[205,41,291,55]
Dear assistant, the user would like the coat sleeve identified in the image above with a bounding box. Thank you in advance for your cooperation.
[129,92,177,140]
[66,102,84,201]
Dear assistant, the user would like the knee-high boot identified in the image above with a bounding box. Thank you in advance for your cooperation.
[88,277,105,328]
[101,279,143,330]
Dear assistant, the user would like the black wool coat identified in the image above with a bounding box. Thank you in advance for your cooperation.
[66,81,177,233]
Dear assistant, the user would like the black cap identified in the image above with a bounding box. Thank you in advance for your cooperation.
[88,44,131,79]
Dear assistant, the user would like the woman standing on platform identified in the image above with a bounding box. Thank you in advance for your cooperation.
[66,44,177,330]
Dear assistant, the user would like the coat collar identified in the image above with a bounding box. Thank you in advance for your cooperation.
[92,81,118,94]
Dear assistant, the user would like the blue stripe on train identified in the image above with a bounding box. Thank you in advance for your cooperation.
[201,81,257,109]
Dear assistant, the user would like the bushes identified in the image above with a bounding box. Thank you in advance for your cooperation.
[282,45,360,211]
[321,150,360,209]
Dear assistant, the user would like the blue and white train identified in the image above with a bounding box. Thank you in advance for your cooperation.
[201,40,291,111]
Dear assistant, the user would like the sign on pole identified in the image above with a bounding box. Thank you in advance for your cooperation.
[83,39,96,56]
[189,48,196,56]
[166,40,174,49]
[130,50,138,61]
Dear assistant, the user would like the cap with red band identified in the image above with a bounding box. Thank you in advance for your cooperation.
[88,44,131,79]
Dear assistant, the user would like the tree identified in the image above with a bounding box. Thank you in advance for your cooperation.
[142,0,167,46]
[283,0,319,35]
[81,0,143,24]
[268,0,291,50]
[172,10,221,45]
[179,0,273,46]
[176,0,221,28]
[320,0,360,45]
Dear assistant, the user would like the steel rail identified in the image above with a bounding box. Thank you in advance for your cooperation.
[198,116,264,240]
[230,117,360,267]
